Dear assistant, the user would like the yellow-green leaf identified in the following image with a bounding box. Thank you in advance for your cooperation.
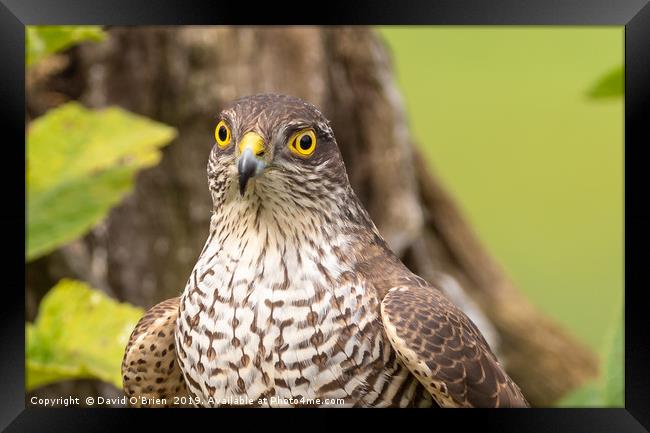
[556,380,601,407]
[602,310,623,406]
[587,65,623,99]
[26,279,144,391]
[556,303,623,407]
[27,26,106,67]
[26,102,176,261]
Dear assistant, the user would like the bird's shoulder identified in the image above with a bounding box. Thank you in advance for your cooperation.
[351,231,428,301]
[350,236,528,407]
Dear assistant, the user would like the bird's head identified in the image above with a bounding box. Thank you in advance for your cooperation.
[207,94,353,212]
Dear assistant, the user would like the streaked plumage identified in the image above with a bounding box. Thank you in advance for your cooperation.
[123,94,529,408]
[121,298,190,407]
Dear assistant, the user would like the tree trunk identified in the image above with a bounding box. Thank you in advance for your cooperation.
[27,26,598,407]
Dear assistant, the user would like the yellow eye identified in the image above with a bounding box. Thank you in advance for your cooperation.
[215,120,231,148]
[289,129,317,157]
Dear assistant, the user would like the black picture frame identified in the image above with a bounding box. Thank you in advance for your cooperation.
[3,1,649,431]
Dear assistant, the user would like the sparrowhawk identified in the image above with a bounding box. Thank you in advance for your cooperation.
[122,94,529,408]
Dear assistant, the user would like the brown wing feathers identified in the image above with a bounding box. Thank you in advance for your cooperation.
[121,297,190,407]
[380,284,529,408]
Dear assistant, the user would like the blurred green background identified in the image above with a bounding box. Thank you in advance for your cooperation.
[379,27,623,351]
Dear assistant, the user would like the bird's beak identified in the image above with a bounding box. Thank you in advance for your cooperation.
[237,131,267,196]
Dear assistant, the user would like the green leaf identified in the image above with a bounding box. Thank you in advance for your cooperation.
[26,279,144,391]
[26,26,106,68]
[587,65,623,99]
[26,102,176,261]
[601,310,624,406]
[555,304,623,407]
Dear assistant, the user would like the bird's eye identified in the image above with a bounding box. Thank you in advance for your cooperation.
[215,120,231,148]
[289,129,317,157]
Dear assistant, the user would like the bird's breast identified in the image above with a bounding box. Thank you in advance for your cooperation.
[175,223,431,407]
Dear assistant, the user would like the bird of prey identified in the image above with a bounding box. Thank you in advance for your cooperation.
[122,94,529,408]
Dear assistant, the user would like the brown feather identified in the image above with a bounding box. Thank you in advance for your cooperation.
[121,297,191,407]
[380,283,529,408]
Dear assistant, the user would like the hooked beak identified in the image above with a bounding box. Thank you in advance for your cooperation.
[237,131,267,196]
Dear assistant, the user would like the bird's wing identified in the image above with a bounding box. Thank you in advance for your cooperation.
[379,282,529,408]
[121,297,190,407]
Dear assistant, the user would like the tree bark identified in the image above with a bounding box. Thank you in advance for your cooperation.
[27,26,598,406]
